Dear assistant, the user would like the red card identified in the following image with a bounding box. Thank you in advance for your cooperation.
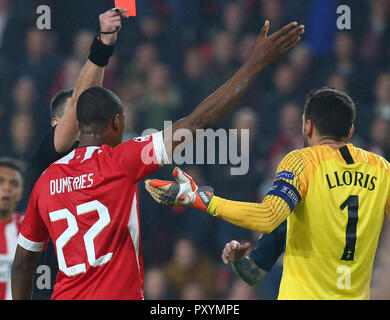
[115,0,136,16]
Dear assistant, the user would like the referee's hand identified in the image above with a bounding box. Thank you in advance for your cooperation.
[99,8,129,46]
[221,240,250,264]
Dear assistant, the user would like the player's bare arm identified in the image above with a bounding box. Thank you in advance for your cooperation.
[11,246,41,300]
[163,21,305,154]
[222,241,266,286]
[54,9,129,153]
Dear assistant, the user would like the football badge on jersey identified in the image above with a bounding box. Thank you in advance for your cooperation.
[133,135,150,142]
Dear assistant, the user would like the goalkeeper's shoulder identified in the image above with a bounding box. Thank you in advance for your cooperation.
[279,148,313,169]
[283,145,343,168]
[276,147,324,185]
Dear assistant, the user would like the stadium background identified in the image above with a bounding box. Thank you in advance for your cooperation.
[0,0,390,299]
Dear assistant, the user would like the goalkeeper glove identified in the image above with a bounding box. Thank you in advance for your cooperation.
[145,167,214,211]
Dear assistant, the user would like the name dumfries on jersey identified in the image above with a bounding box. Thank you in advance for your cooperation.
[50,173,94,195]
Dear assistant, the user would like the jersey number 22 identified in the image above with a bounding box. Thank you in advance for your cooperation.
[49,200,113,277]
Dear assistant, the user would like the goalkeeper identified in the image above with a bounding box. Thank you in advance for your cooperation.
[145,87,390,299]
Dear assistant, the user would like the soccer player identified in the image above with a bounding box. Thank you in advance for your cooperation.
[0,158,24,300]
[23,9,127,300]
[221,221,286,287]
[11,21,304,299]
[145,87,390,299]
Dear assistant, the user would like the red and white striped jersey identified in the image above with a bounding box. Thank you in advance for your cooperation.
[0,213,23,300]
[18,132,168,300]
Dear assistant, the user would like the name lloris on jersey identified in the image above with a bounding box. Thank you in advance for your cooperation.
[325,170,377,191]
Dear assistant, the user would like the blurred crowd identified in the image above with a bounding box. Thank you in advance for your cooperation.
[1,0,390,299]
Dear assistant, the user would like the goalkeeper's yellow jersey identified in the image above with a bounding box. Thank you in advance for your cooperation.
[277,144,390,300]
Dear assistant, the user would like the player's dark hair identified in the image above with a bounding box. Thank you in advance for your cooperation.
[50,88,74,119]
[0,157,25,179]
[76,87,123,131]
[303,87,356,140]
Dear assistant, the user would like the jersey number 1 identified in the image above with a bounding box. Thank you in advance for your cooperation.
[49,200,113,277]
[340,195,359,261]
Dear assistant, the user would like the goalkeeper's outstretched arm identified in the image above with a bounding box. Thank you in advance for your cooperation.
[145,167,298,234]
[208,195,291,234]
[145,150,308,234]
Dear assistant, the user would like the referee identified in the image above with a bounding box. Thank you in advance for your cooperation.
[26,9,128,300]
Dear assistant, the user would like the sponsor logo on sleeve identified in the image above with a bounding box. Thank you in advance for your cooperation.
[275,171,295,181]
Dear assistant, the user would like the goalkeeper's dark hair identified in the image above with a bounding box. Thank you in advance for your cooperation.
[50,88,74,119]
[77,86,123,132]
[303,87,356,140]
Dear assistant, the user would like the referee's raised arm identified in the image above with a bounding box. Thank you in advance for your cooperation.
[53,8,129,153]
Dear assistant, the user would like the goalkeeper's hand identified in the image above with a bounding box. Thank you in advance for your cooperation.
[145,167,214,211]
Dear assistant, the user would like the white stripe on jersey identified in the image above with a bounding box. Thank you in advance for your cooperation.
[17,233,46,252]
[56,150,76,164]
[5,221,17,256]
[128,193,140,273]
[81,146,100,163]
[0,219,18,300]
[151,131,169,165]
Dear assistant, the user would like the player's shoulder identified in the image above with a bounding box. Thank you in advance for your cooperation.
[113,133,166,167]
[32,149,78,190]
[29,166,53,199]
[280,148,313,168]
[279,145,340,174]
[350,145,390,171]
[298,145,334,162]
[287,144,390,172]
[131,135,154,143]
[111,135,154,154]
[286,144,354,165]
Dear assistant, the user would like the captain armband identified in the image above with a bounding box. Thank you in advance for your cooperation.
[266,179,301,212]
